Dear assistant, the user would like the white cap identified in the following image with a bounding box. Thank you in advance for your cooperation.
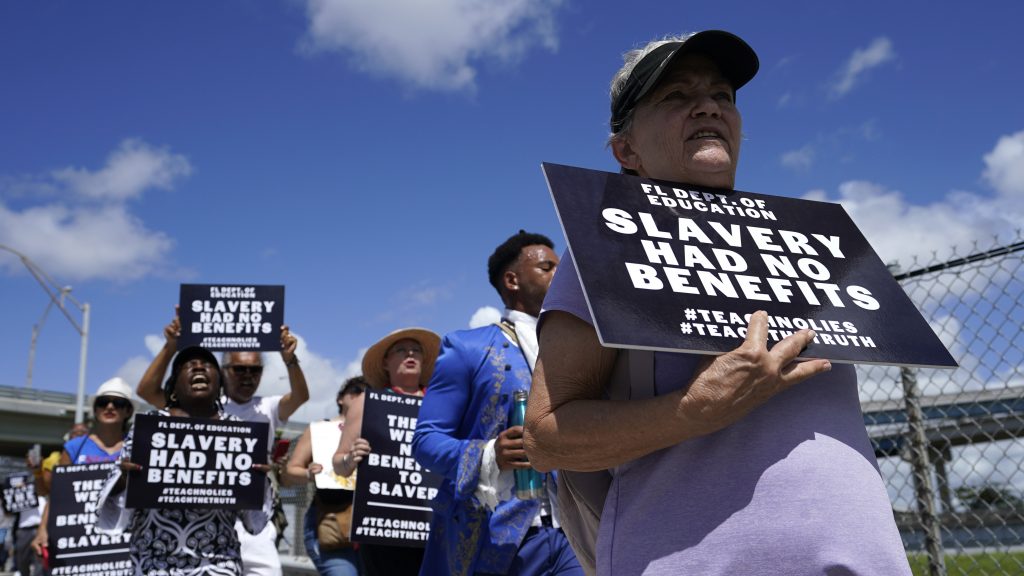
[93,377,133,401]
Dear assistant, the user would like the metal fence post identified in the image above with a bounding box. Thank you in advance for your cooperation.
[901,365,947,576]
[293,486,309,556]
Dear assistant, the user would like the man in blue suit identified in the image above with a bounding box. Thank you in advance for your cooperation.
[413,231,582,576]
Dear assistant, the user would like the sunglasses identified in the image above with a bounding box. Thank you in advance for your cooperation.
[228,365,264,375]
[94,396,131,410]
[388,346,424,358]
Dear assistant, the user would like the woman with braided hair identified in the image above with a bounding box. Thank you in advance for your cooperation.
[96,346,270,576]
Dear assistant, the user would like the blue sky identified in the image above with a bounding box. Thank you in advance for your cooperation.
[2,0,1022,423]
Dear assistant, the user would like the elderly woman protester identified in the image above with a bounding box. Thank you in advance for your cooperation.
[31,377,135,557]
[523,30,911,576]
[95,346,269,576]
[332,328,440,576]
[282,376,368,576]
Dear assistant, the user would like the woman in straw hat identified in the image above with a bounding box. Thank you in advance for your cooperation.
[332,327,440,576]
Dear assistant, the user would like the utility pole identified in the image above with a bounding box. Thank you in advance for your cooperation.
[1,244,91,423]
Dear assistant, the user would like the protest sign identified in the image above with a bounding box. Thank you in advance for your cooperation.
[126,413,268,510]
[311,420,356,491]
[178,284,284,351]
[2,472,38,513]
[543,162,957,368]
[47,463,132,576]
[350,390,441,548]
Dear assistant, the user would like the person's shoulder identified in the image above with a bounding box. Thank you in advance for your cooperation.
[257,395,283,418]
[223,398,253,416]
[435,325,509,372]
[63,435,87,451]
[444,323,502,346]
[259,395,284,406]
[42,450,62,471]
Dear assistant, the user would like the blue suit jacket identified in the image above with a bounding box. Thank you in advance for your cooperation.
[413,323,540,576]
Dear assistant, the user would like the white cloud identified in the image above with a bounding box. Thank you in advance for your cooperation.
[844,135,1024,507]
[831,37,895,98]
[0,139,188,282]
[114,356,151,398]
[820,132,1024,414]
[983,130,1024,198]
[780,145,815,171]
[0,203,173,281]
[300,0,561,92]
[53,139,191,202]
[114,333,171,406]
[144,334,165,356]
[469,305,501,328]
[949,439,1024,497]
[806,177,1021,268]
[257,333,360,423]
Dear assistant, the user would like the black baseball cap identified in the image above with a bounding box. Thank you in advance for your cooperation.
[610,30,759,133]
[172,346,221,373]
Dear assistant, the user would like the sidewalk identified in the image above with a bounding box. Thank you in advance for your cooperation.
[281,554,317,575]
[0,555,315,576]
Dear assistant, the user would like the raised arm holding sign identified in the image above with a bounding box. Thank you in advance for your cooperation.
[95,346,270,576]
[178,284,285,352]
[133,289,308,576]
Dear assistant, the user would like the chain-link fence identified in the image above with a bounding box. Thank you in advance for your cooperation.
[860,232,1024,575]
[275,235,1024,574]
[279,480,314,558]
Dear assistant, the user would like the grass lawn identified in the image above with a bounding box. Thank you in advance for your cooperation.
[909,552,1024,575]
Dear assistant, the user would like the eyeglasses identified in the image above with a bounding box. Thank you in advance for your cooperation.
[388,346,424,358]
[228,365,264,376]
[94,397,131,410]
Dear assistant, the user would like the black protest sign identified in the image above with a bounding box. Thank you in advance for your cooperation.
[2,472,38,513]
[543,162,957,368]
[178,284,285,351]
[350,390,441,548]
[47,463,132,576]
[126,413,268,510]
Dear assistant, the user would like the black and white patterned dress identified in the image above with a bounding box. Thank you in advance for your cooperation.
[95,410,268,576]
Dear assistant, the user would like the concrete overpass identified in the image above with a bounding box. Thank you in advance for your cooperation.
[0,385,81,458]
[0,384,309,459]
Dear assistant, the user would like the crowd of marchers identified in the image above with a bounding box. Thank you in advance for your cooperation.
[5,29,911,576]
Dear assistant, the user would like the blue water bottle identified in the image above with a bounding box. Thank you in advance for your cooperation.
[510,390,545,500]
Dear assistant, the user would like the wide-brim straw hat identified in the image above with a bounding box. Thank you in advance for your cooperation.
[361,327,441,390]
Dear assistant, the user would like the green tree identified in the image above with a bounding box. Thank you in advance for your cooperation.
[955,484,1024,512]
